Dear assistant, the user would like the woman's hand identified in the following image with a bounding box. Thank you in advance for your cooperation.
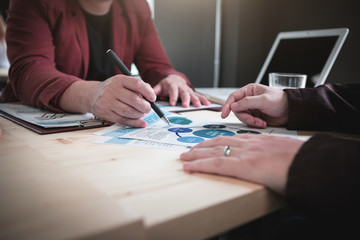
[180,134,304,194]
[153,74,210,107]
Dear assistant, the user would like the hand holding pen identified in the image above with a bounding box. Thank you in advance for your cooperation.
[57,70,156,128]
[106,49,170,126]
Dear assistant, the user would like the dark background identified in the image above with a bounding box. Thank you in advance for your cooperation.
[154,0,360,87]
[1,0,359,88]
[0,0,9,19]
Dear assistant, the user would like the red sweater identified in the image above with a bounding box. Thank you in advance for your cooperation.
[1,0,189,111]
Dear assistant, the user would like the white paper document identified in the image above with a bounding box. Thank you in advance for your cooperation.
[195,87,238,104]
[157,101,222,112]
[95,110,298,150]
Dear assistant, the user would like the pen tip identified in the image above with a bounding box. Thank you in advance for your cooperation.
[162,117,171,126]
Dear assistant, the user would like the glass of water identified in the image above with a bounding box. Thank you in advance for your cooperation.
[269,72,307,89]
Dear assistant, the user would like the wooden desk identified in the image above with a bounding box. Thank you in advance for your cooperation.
[0,110,286,240]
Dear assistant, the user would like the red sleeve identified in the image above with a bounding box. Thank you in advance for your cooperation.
[3,0,81,112]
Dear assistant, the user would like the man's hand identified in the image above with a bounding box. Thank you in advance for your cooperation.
[59,75,156,127]
[221,83,289,128]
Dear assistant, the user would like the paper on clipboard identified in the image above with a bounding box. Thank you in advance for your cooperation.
[0,103,107,134]
[0,103,101,128]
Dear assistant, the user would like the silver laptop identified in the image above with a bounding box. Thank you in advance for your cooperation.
[255,28,349,87]
[197,28,349,104]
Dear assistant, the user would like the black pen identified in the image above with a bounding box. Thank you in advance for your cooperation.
[106,49,171,126]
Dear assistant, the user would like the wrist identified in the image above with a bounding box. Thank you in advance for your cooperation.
[59,80,100,113]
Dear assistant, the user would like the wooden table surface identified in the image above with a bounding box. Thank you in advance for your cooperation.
[0,110,287,240]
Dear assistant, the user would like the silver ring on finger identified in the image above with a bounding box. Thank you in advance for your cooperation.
[224,145,231,157]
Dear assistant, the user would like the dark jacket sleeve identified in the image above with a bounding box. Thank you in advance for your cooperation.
[284,83,360,133]
[286,133,360,225]
[284,83,360,229]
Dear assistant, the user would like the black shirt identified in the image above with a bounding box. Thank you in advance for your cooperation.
[0,0,9,20]
[83,9,115,81]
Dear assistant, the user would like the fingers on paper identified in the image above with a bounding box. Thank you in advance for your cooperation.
[152,83,162,95]
[168,84,179,106]
[196,92,211,106]
[189,92,201,108]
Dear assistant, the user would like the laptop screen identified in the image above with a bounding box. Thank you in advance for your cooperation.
[255,28,349,88]
[259,36,338,88]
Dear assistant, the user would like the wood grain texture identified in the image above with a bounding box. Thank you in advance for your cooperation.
[0,110,286,240]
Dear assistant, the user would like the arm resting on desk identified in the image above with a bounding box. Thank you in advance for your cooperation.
[287,133,360,227]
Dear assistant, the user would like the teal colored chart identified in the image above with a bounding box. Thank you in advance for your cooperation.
[177,136,204,143]
[167,120,236,144]
[168,116,192,125]
[193,129,235,138]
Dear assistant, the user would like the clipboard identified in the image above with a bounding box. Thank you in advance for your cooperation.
[0,103,109,134]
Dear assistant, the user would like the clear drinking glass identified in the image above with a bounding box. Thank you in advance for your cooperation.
[269,72,307,89]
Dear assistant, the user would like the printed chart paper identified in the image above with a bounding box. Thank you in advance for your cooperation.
[119,114,283,147]
[95,110,297,150]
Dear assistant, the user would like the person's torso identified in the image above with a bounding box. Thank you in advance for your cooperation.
[42,0,151,79]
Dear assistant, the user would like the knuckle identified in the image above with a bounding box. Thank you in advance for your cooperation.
[217,136,228,142]
[111,75,124,85]
[123,106,142,118]
[145,82,152,89]
[133,78,143,88]
[242,96,251,104]
[96,107,107,117]
[213,145,221,151]
[120,106,132,117]
[214,145,224,153]
[212,137,222,145]
[130,94,143,106]
[116,116,127,125]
